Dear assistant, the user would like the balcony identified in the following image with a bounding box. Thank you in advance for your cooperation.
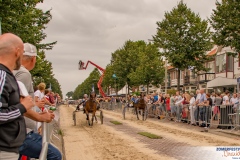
[171,79,183,86]
[198,73,215,83]
[184,76,198,85]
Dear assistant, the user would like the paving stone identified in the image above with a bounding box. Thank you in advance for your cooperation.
[103,117,221,160]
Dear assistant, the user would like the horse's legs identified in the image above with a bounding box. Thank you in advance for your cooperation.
[86,111,91,126]
[136,107,139,120]
[95,114,98,123]
[142,109,144,120]
[91,112,95,126]
[86,111,89,120]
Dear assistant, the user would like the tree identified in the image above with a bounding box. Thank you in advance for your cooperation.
[0,1,62,96]
[73,68,100,99]
[0,0,56,50]
[153,1,212,90]
[128,42,165,93]
[210,0,240,55]
[66,91,74,98]
[105,40,146,94]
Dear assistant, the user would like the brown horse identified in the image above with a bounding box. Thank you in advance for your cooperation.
[85,92,97,126]
[133,93,147,120]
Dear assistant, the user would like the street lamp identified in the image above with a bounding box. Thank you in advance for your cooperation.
[162,56,168,95]
[112,73,118,96]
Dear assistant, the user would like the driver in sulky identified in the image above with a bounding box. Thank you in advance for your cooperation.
[75,94,88,112]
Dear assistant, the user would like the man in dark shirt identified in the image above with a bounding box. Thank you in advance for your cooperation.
[0,33,34,159]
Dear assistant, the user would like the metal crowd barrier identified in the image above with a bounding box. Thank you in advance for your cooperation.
[39,104,61,160]
[39,122,50,160]
[100,102,125,111]
[100,102,240,131]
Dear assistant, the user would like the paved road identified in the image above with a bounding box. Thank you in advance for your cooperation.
[103,114,229,160]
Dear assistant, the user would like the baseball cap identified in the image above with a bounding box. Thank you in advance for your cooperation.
[23,43,38,57]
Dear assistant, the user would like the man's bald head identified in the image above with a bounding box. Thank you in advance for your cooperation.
[0,33,24,71]
[0,33,23,56]
[200,89,205,94]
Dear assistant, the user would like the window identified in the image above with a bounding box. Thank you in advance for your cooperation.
[227,55,233,72]
[190,70,196,79]
[216,54,226,73]
[207,61,214,73]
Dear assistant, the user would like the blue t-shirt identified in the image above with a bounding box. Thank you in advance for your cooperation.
[153,95,158,102]
[132,97,138,103]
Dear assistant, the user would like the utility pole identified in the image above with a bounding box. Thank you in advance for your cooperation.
[165,59,168,94]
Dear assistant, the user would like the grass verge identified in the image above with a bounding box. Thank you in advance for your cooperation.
[138,132,162,139]
[110,121,122,125]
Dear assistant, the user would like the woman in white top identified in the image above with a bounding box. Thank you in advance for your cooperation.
[34,82,53,111]
[222,91,230,105]
[230,93,238,111]
[189,93,196,125]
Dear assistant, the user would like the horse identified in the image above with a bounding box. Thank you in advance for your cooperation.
[133,93,147,121]
[85,92,97,126]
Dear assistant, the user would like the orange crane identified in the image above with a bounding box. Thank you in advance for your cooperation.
[78,60,106,97]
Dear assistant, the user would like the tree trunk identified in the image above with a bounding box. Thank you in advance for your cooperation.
[177,69,180,91]
[147,84,149,94]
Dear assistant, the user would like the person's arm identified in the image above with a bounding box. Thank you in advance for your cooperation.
[43,97,54,106]
[205,98,210,106]
[0,80,33,124]
[24,109,54,123]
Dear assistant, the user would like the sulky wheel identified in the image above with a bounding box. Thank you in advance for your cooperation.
[73,111,76,126]
[100,110,103,124]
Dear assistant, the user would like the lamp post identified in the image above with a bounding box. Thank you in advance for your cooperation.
[162,56,168,94]
[112,73,118,96]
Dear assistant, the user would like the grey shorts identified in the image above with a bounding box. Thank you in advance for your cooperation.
[171,105,177,113]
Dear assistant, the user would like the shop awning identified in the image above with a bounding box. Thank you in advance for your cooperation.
[207,77,237,88]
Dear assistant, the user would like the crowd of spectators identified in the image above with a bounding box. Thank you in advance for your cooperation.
[0,33,62,160]
[97,89,239,129]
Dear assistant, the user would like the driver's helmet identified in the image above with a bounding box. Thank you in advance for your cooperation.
[90,91,96,97]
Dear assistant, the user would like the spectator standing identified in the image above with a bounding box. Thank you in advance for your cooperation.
[205,93,212,127]
[175,91,183,122]
[222,91,230,105]
[198,89,207,127]
[170,94,176,118]
[189,93,196,125]
[13,43,61,160]
[0,33,34,159]
[211,93,222,123]
[230,93,238,112]
[194,90,201,125]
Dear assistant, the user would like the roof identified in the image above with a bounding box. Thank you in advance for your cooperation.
[167,66,174,70]
[207,47,218,56]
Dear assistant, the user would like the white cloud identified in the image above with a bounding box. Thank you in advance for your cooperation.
[37,0,217,96]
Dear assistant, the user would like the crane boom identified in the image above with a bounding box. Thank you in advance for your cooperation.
[78,60,106,97]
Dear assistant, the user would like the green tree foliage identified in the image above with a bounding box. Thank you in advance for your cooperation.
[0,0,56,49]
[103,40,164,94]
[113,40,143,87]
[153,1,212,90]
[66,91,74,98]
[73,68,100,99]
[210,0,240,55]
[0,0,62,97]
[128,42,165,93]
